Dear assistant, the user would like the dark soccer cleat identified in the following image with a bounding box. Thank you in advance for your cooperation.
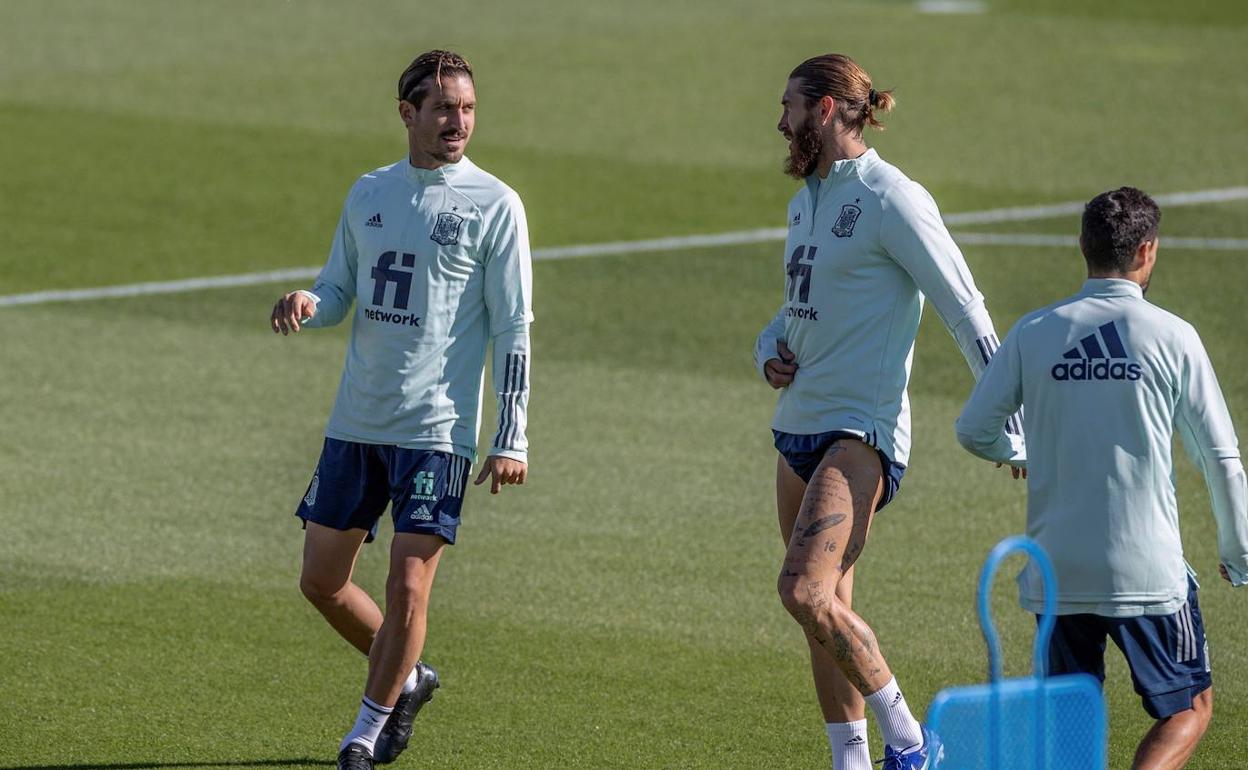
[372,662,441,764]
[337,742,374,770]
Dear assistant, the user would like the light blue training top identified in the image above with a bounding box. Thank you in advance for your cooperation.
[958,278,1248,615]
[302,156,532,463]
[755,148,1023,467]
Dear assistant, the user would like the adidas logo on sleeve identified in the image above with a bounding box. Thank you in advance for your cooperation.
[1051,321,1143,382]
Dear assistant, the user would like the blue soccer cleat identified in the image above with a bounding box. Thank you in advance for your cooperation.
[878,726,943,770]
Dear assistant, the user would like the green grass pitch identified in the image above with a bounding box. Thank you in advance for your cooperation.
[1,1,1246,767]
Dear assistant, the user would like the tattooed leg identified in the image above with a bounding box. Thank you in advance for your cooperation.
[777,439,892,696]
[775,455,864,722]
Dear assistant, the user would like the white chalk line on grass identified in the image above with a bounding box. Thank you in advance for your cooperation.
[915,0,988,15]
[943,186,1248,226]
[2,186,1247,308]
[951,233,1248,251]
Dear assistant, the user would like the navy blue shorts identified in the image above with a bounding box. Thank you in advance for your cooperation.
[295,438,472,545]
[772,429,906,511]
[1043,576,1212,719]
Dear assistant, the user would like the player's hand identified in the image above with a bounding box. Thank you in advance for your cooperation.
[996,462,1027,480]
[474,455,527,495]
[764,340,798,389]
[271,291,317,335]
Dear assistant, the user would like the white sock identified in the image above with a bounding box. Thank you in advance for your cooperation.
[864,677,923,753]
[340,696,394,754]
[400,664,420,695]
[826,720,871,770]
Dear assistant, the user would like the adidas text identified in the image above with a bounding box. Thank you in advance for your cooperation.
[1051,360,1142,382]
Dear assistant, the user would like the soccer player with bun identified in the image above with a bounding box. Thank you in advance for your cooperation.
[957,187,1248,770]
[270,50,533,770]
[755,53,1024,769]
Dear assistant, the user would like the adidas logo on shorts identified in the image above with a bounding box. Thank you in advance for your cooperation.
[410,505,433,521]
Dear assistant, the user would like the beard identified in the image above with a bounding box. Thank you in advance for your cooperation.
[783,114,822,180]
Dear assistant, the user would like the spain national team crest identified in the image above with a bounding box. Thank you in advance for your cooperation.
[831,203,862,238]
[430,212,464,246]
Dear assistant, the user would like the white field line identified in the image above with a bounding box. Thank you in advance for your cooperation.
[2,186,1246,308]
[916,0,988,14]
[942,186,1248,226]
[951,233,1248,251]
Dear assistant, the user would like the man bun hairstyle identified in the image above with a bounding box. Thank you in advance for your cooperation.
[790,53,894,133]
[1080,187,1161,274]
[398,50,473,108]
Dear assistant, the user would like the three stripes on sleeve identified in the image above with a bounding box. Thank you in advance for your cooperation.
[975,334,1025,436]
[492,353,529,452]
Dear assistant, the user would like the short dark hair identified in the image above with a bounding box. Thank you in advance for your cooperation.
[397,50,473,108]
[1080,187,1161,273]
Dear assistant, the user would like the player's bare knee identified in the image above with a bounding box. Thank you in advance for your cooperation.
[777,573,843,626]
[385,569,432,613]
[299,570,348,607]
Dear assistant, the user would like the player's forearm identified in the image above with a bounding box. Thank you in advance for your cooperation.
[754,309,785,377]
[946,297,996,377]
[1177,343,1246,582]
[954,416,1019,466]
[488,324,530,461]
[948,303,1024,441]
[955,359,1026,468]
[298,285,352,328]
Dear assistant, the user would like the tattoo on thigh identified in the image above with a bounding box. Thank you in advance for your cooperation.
[783,554,807,571]
[795,514,846,547]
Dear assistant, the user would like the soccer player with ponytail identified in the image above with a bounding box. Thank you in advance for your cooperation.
[755,53,1025,769]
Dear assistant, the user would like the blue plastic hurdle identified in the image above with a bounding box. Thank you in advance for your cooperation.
[926,536,1107,769]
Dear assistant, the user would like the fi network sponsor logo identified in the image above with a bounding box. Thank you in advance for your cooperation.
[785,244,818,321]
[410,470,438,502]
[1051,321,1142,382]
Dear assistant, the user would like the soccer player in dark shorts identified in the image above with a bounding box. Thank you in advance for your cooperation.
[755,53,1024,770]
[958,187,1248,768]
[270,50,534,770]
